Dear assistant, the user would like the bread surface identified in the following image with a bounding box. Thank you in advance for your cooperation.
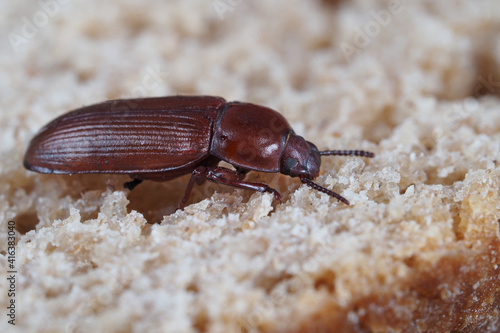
[1,0,500,332]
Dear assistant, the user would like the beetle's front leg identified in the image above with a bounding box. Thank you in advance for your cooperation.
[177,166,281,211]
[204,166,281,203]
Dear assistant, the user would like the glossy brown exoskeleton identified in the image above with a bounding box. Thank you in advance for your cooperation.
[24,96,374,209]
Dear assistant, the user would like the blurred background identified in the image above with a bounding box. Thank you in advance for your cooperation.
[3,0,499,138]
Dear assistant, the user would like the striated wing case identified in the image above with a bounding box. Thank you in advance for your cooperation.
[24,96,226,177]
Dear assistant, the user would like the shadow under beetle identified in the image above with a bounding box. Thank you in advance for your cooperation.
[24,96,374,210]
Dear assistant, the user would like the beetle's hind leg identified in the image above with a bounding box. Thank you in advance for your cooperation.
[124,178,143,190]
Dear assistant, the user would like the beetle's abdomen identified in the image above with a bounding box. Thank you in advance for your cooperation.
[24,96,225,175]
[211,102,292,172]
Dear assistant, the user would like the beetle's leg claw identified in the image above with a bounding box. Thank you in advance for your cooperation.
[266,188,281,203]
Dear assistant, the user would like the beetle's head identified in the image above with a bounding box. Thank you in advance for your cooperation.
[280,133,321,179]
[280,132,375,205]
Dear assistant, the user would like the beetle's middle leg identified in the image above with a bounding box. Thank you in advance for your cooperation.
[177,166,209,210]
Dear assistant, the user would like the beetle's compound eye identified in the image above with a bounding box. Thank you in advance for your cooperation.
[283,157,298,174]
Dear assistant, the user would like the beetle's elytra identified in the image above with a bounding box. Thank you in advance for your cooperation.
[24,95,374,210]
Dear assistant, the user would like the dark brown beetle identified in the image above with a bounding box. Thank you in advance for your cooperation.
[24,96,374,210]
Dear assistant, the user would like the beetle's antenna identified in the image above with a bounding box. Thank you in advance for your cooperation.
[320,150,374,158]
[300,177,350,205]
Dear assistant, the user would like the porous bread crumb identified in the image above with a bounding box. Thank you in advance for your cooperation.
[1,0,500,332]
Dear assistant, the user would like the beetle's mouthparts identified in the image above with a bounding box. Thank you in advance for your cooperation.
[300,176,350,205]
[319,150,374,158]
